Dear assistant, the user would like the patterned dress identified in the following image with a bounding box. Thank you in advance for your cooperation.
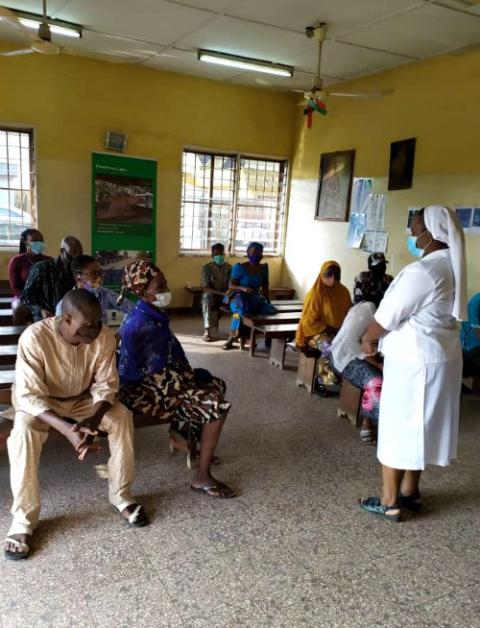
[118,300,231,443]
[200,261,232,330]
[352,271,393,307]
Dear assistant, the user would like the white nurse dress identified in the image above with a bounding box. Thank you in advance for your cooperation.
[375,249,462,470]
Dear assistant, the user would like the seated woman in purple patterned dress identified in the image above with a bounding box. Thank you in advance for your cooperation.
[117,259,236,498]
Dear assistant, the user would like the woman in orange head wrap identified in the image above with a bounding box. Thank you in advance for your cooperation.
[296,260,352,389]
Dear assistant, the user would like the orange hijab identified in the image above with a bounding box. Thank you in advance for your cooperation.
[296,260,352,347]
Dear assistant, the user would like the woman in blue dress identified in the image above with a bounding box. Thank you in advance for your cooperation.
[223,242,277,350]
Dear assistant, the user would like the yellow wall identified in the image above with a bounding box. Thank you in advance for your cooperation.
[283,50,480,300]
[0,53,296,304]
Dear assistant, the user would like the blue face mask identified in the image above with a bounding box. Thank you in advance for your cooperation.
[407,235,423,257]
[29,241,45,255]
[213,255,225,266]
[248,254,262,264]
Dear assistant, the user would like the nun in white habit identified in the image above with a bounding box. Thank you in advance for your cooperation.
[359,205,467,522]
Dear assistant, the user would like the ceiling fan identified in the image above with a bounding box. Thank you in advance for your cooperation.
[298,24,393,126]
[0,1,64,56]
[0,1,141,62]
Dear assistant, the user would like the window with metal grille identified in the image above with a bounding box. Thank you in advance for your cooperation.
[180,150,288,255]
[0,128,36,248]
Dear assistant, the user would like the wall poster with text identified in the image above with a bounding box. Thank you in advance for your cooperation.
[91,152,157,287]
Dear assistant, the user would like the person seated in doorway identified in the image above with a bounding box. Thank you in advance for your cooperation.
[200,243,232,342]
[223,242,276,350]
[331,299,383,444]
[117,259,236,498]
[21,235,83,321]
[8,228,51,312]
[55,255,134,324]
[460,292,480,392]
[4,289,147,561]
[353,252,393,307]
[296,261,351,395]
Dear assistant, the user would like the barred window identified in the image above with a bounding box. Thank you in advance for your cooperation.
[0,128,36,247]
[180,150,288,255]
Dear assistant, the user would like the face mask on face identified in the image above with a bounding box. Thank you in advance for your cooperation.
[248,254,262,264]
[213,255,225,266]
[152,291,172,309]
[29,241,45,255]
[407,235,423,257]
[82,278,103,291]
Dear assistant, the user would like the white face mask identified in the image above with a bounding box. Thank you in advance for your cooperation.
[152,291,172,309]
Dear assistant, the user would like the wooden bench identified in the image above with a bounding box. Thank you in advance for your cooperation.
[270,304,303,313]
[337,379,363,426]
[185,286,296,314]
[0,345,17,366]
[0,310,14,326]
[0,297,11,309]
[296,349,320,393]
[242,312,301,356]
[0,370,15,390]
[247,323,299,368]
[0,382,196,467]
[270,300,302,306]
[0,326,25,344]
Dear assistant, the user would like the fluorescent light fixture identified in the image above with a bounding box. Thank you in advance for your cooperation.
[17,14,82,38]
[198,49,293,77]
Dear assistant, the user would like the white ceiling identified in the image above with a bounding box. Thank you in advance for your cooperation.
[0,0,479,91]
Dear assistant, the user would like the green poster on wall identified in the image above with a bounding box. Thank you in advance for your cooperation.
[91,152,156,286]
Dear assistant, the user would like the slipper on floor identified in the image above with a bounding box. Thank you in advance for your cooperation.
[359,497,401,522]
[114,504,149,528]
[4,536,30,561]
[191,482,236,499]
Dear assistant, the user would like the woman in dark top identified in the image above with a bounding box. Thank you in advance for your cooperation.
[8,229,50,309]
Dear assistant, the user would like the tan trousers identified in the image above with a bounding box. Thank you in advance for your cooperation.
[7,395,135,536]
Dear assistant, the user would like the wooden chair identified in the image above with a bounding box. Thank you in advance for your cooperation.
[337,379,363,426]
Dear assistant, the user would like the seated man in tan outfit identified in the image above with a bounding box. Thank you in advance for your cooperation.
[5,289,148,561]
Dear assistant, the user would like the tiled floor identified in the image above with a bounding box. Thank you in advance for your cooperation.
[0,316,479,627]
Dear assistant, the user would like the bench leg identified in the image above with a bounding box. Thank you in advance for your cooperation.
[296,352,318,393]
[337,380,363,426]
[270,338,286,369]
[249,328,257,357]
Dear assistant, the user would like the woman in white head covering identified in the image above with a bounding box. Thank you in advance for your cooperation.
[358,206,467,522]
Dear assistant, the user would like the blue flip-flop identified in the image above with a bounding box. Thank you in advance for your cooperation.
[359,497,401,522]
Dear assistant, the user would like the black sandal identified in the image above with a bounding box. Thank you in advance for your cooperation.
[115,504,149,528]
[191,481,236,499]
[4,536,30,561]
[398,490,422,512]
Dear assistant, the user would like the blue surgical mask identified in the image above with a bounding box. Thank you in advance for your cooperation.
[407,235,423,257]
[213,255,225,266]
[248,254,262,264]
[29,241,45,255]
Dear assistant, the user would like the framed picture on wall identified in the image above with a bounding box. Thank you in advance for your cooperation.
[315,149,356,222]
[388,137,416,190]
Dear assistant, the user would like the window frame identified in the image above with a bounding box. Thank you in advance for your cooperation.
[0,124,37,250]
[179,146,289,257]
